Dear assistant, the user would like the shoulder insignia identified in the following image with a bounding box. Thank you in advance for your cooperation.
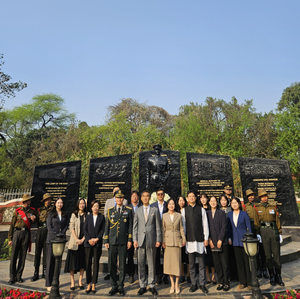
[38,208,40,212]
[126,206,132,210]
[30,207,35,210]
[108,206,114,210]
[16,207,21,211]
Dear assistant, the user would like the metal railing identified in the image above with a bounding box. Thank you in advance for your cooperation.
[0,189,31,202]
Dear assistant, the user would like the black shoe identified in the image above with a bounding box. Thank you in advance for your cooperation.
[119,289,125,296]
[128,275,135,283]
[212,280,217,285]
[217,284,223,290]
[104,274,110,280]
[137,288,147,295]
[223,284,230,291]
[149,287,158,295]
[180,276,185,283]
[257,268,262,278]
[17,278,24,283]
[31,270,39,282]
[263,268,269,279]
[163,275,169,284]
[276,274,285,286]
[270,274,276,286]
[156,275,162,284]
[187,277,191,283]
[70,287,75,291]
[189,284,198,292]
[79,285,84,290]
[200,285,209,294]
[8,279,15,285]
[206,280,212,285]
[108,288,117,296]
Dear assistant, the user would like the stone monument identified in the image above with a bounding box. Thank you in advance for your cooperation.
[87,154,132,214]
[187,153,234,199]
[139,145,181,201]
[31,161,81,216]
[238,157,300,226]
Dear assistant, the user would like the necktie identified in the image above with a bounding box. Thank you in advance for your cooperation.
[144,207,148,222]
[118,207,121,216]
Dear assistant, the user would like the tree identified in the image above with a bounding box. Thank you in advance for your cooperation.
[0,54,27,110]
[107,98,174,134]
[277,82,300,111]
[275,82,300,189]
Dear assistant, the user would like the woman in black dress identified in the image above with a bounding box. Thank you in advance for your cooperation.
[176,195,191,283]
[46,198,69,292]
[199,193,216,284]
[84,200,105,294]
[65,198,87,290]
[207,196,230,291]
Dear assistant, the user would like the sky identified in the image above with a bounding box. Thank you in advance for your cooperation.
[1,0,300,126]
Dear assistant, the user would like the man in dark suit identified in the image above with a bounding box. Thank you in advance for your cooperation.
[133,190,161,296]
[104,190,133,296]
[127,190,141,283]
[150,188,168,284]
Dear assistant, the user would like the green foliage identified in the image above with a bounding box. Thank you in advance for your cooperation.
[0,238,12,261]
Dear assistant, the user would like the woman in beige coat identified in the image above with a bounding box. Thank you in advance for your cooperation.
[64,198,87,290]
[162,198,186,294]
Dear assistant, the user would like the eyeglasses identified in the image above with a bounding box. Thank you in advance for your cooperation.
[157,193,164,196]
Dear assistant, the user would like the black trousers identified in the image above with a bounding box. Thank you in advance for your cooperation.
[212,245,229,284]
[110,244,127,290]
[34,227,47,268]
[155,245,164,277]
[234,246,251,286]
[127,246,135,276]
[10,230,30,280]
[85,246,102,284]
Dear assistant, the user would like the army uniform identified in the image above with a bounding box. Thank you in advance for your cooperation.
[256,189,283,286]
[8,194,37,283]
[104,204,133,293]
[244,202,260,234]
[32,195,52,281]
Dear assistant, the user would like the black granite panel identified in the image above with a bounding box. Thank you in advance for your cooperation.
[238,157,300,226]
[186,153,234,199]
[31,161,81,217]
[87,155,132,214]
[139,150,181,200]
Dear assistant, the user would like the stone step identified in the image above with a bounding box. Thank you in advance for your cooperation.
[280,241,300,264]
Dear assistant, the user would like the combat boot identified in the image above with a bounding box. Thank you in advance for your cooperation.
[275,269,285,286]
[262,268,269,279]
[268,268,276,286]
[42,266,46,279]
[31,268,39,281]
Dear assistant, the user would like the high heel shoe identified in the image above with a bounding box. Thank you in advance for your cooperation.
[170,288,174,294]
[86,285,91,294]
[91,285,96,294]
[70,286,75,291]
[175,288,180,294]
[79,284,84,290]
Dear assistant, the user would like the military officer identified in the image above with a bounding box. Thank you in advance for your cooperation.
[31,193,52,281]
[244,189,268,279]
[8,193,37,284]
[256,189,284,286]
[104,190,133,296]
[223,184,233,205]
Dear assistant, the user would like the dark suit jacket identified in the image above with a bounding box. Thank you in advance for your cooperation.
[128,202,141,218]
[84,213,105,248]
[46,212,69,244]
[207,209,228,246]
[150,201,167,220]
[227,210,252,247]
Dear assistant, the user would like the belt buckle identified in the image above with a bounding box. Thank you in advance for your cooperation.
[21,227,25,231]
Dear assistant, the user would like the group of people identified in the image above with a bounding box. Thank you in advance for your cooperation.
[7,184,284,295]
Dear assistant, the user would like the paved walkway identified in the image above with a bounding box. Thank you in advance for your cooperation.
[0,258,299,299]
